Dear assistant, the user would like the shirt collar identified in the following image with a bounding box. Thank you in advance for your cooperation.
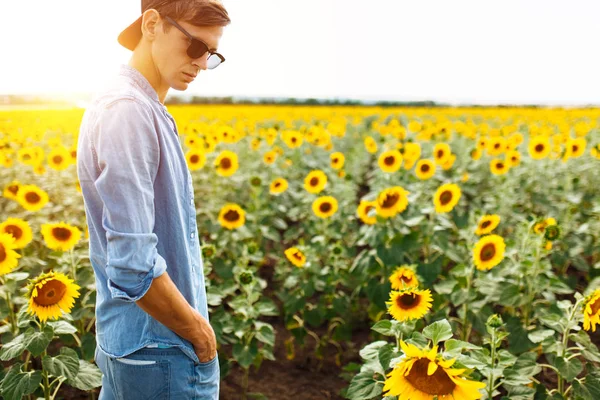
[118,64,163,106]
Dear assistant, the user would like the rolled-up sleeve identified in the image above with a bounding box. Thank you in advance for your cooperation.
[94,98,167,302]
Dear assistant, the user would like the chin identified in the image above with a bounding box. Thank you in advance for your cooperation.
[170,81,189,91]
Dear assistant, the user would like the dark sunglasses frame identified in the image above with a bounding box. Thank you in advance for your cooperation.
[163,15,225,68]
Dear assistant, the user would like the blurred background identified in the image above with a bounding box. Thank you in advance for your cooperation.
[0,0,599,106]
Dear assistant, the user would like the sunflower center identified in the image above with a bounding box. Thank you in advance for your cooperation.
[71,150,77,158]
[436,150,444,158]
[50,227,72,242]
[535,144,544,152]
[292,251,303,262]
[397,293,421,309]
[190,155,200,163]
[496,162,504,169]
[8,185,18,195]
[381,193,399,209]
[292,137,297,143]
[0,243,6,263]
[439,191,453,206]
[480,243,496,262]
[224,210,240,222]
[53,155,63,164]
[384,156,396,166]
[400,274,413,284]
[34,279,67,306]
[573,145,579,152]
[220,158,232,169]
[310,177,319,186]
[5,225,23,240]
[333,157,339,163]
[480,220,491,229]
[274,182,281,188]
[319,202,332,213]
[405,358,456,395]
[420,164,430,172]
[25,191,41,204]
[494,143,500,149]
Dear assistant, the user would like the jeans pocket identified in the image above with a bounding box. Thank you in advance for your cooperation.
[194,354,219,398]
[110,355,170,400]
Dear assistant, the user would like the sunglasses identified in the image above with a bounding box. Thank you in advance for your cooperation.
[163,15,225,69]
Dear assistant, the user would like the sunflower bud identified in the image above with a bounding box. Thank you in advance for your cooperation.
[486,314,504,329]
[239,271,253,285]
[250,176,262,187]
[201,243,216,259]
[544,225,561,241]
[247,241,259,254]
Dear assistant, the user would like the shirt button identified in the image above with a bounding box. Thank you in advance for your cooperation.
[191,232,195,239]
[191,198,194,205]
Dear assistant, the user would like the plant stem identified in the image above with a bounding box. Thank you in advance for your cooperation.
[462,263,475,341]
[487,328,496,399]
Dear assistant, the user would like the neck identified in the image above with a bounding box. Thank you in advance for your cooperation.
[128,45,169,104]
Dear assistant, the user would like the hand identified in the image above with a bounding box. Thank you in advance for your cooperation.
[192,316,217,363]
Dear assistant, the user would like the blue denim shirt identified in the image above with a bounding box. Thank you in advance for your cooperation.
[76,63,207,364]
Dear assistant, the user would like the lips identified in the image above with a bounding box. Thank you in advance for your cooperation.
[184,72,197,79]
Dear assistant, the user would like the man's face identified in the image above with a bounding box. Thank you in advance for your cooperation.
[152,17,224,91]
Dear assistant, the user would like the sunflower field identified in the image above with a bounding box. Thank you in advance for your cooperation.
[0,104,599,400]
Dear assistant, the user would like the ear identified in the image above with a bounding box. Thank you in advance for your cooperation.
[141,9,162,41]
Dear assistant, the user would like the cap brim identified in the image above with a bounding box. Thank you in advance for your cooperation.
[118,15,143,51]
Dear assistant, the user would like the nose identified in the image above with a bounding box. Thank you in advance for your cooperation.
[192,53,209,71]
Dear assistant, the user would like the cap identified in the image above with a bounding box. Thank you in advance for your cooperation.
[118,0,170,51]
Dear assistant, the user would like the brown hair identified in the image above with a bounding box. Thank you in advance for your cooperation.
[157,0,231,31]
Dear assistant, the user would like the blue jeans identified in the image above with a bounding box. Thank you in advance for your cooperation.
[94,346,220,399]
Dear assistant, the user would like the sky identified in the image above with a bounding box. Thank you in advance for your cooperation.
[1,0,599,105]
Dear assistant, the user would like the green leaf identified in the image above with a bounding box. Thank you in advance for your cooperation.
[345,371,383,400]
[255,323,275,347]
[378,343,395,371]
[554,356,583,382]
[0,332,27,361]
[0,363,42,400]
[443,339,481,357]
[255,299,279,316]
[371,320,394,336]
[422,319,453,346]
[498,284,522,306]
[24,325,55,356]
[67,359,103,391]
[48,320,78,335]
[42,347,80,381]
[233,341,259,369]
[528,329,555,343]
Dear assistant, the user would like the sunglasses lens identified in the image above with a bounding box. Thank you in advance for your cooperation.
[207,54,222,69]
[187,40,208,59]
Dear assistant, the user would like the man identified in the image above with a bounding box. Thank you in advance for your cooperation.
[76,0,230,398]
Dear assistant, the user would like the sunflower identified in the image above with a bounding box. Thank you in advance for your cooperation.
[413,159,435,180]
[25,271,81,323]
[383,341,486,399]
[376,186,410,218]
[0,233,21,276]
[533,217,556,234]
[490,159,509,176]
[184,133,203,149]
[2,180,21,201]
[386,288,433,322]
[364,136,378,154]
[185,149,206,171]
[281,130,303,149]
[378,150,403,173]
[441,154,457,171]
[16,184,49,212]
[470,148,482,161]
[41,222,82,252]
[312,196,338,219]
[263,150,278,165]
[486,136,506,156]
[591,144,600,159]
[473,234,506,271]
[506,150,521,167]
[389,266,419,290]
[214,150,239,177]
[304,170,328,194]
[218,203,246,230]
[461,172,469,182]
[475,215,500,236]
[567,137,586,158]
[284,247,306,267]
[0,217,33,249]
[250,137,261,151]
[330,152,345,170]
[433,143,452,165]
[357,200,377,225]
[269,178,288,195]
[47,147,72,171]
[583,289,600,332]
[528,136,551,160]
[433,183,461,214]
